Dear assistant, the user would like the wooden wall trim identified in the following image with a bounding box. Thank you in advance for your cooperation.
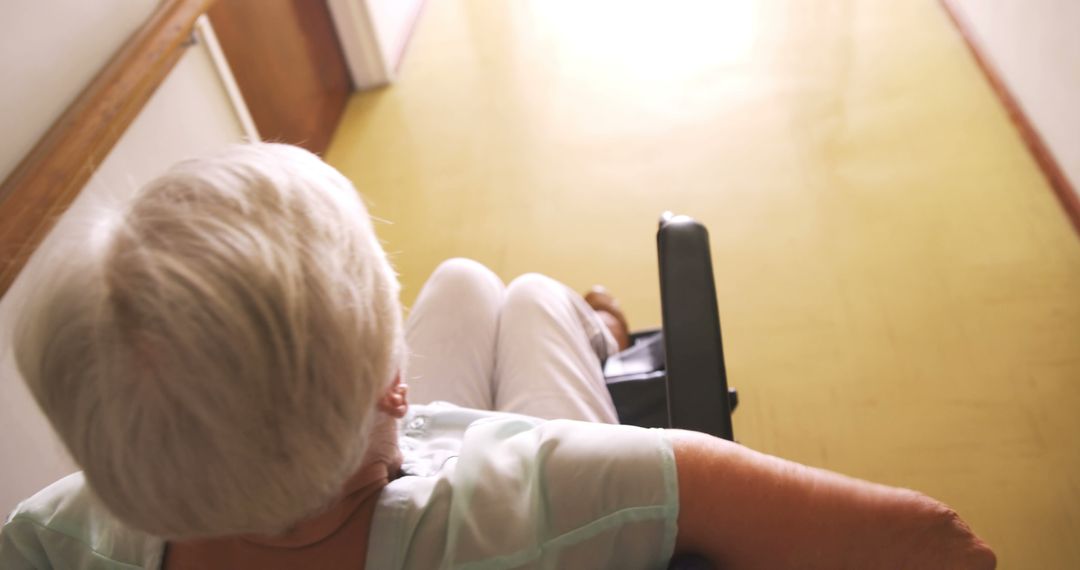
[0,0,216,297]
[940,0,1080,237]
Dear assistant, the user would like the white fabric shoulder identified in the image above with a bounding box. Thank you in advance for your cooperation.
[0,472,164,570]
[369,403,679,570]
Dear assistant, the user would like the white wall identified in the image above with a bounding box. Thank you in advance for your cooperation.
[0,18,251,515]
[328,0,425,89]
[367,0,425,73]
[0,0,158,182]
[949,0,1080,195]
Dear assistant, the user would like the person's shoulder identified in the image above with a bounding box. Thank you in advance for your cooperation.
[1,472,164,569]
[377,417,678,569]
[7,472,89,523]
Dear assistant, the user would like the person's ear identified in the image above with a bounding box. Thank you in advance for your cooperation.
[377,373,409,418]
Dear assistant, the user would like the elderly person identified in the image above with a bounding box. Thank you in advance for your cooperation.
[1,144,994,569]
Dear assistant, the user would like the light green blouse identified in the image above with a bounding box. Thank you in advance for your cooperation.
[0,403,679,569]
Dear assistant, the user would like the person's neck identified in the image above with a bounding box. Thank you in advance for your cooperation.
[360,412,405,478]
[164,410,406,570]
[248,412,405,546]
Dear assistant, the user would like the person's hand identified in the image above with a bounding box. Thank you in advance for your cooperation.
[583,286,631,351]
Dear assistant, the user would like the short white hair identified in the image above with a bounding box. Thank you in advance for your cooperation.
[15,143,403,538]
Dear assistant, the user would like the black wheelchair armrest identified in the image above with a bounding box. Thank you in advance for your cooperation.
[604,213,736,441]
[657,213,735,441]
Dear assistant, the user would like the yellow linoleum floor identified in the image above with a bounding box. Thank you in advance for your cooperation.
[325,1,1080,566]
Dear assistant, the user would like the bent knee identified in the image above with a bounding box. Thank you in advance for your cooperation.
[427,258,503,294]
[503,273,575,320]
[505,273,565,303]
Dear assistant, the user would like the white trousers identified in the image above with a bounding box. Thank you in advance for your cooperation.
[404,258,619,424]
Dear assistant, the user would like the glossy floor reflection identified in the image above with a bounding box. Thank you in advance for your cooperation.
[325,0,1080,566]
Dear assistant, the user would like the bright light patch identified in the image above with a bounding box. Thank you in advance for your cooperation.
[531,0,757,81]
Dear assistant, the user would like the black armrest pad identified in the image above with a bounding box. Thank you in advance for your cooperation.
[657,215,734,440]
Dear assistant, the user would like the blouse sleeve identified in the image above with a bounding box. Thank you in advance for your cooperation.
[371,415,679,570]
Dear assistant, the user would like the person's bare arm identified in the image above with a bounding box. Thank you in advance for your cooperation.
[668,429,996,569]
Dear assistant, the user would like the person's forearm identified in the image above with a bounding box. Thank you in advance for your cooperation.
[668,429,995,569]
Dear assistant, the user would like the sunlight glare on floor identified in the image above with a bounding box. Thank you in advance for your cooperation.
[530,0,757,80]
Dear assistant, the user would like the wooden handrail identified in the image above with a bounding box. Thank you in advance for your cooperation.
[0,0,216,297]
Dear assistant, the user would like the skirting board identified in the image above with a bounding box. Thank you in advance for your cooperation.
[939,0,1080,236]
